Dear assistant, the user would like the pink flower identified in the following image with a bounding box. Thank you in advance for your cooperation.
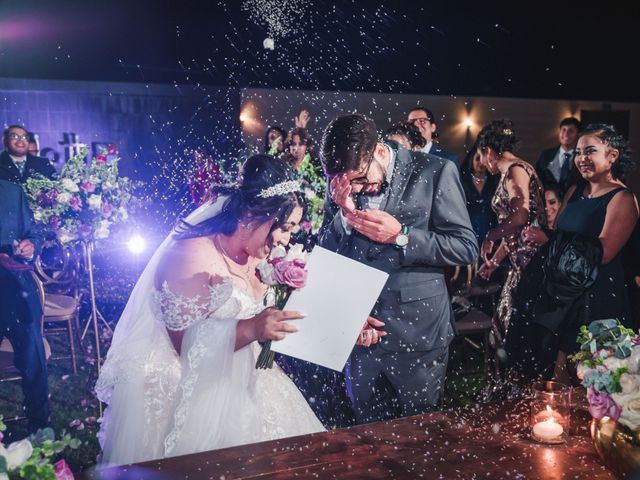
[587,386,621,420]
[96,155,107,163]
[54,459,75,480]
[49,215,61,229]
[300,220,312,233]
[80,180,95,193]
[69,196,82,211]
[273,260,307,289]
[102,203,113,218]
[37,189,59,207]
[107,144,117,155]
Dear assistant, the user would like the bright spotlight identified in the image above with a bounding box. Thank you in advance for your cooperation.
[464,117,474,129]
[127,235,146,254]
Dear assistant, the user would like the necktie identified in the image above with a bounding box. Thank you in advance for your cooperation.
[563,152,572,164]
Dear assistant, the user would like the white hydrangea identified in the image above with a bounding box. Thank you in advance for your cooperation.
[94,220,111,239]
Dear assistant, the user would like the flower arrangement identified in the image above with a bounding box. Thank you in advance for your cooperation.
[0,416,80,479]
[571,319,640,430]
[254,244,308,369]
[297,153,326,235]
[23,146,137,244]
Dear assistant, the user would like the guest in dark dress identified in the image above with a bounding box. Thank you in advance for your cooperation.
[517,123,638,380]
[542,185,562,230]
[460,144,498,247]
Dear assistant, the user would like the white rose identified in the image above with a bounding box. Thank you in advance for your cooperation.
[604,356,628,372]
[87,194,102,210]
[577,363,590,380]
[628,347,640,374]
[94,220,110,239]
[619,373,640,394]
[58,229,76,244]
[57,192,72,205]
[270,245,287,260]
[285,243,307,262]
[304,188,317,200]
[618,396,640,431]
[61,178,79,192]
[0,439,33,470]
[103,181,114,191]
[33,210,43,222]
[118,207,129,221]
[89,175,101,185]
[256,260,276,285]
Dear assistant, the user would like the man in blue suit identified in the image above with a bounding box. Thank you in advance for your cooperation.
[0,179,50,433]
[0,125,56,184]
[407,107,459,165]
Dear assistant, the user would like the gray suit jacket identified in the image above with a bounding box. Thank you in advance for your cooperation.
[318,146,478,352]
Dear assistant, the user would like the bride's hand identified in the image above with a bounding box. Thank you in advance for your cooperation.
[252,307,303,342]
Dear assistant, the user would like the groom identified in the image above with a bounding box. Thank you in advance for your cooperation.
[318,114,478,424]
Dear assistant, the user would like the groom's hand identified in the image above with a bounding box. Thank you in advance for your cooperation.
[346,209,402,244]
[0,253,33,272]
[356,316,387,347]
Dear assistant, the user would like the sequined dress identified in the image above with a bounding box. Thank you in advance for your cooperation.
[491,162,546,333]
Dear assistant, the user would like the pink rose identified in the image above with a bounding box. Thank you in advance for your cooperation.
[80,180,95,193]
[54,459,75,480]
[77,224,93,238]
[273,260,307,289]
[587,386,621,420]
[300,220,312,233]
[69,196,82,211]
[96,155,107,163]
[102,203,113,218]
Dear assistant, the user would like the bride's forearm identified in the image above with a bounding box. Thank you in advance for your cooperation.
[235,318,256,351]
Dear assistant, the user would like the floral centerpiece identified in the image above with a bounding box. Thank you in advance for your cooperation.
[571,319,640,427]
[23,146,136,244]
[0,416,79,479]
[254,244,308,369]
[571,319,640,476]
[297,153,326,235]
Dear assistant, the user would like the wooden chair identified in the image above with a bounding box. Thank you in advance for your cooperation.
[35,242,81,374]
[452,263,498,377]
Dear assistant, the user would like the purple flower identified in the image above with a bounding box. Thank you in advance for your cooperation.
[273,260,308,289]
[49,215,61,229]
[80,180,95,193]
[37,189,59,207]
[77,224,93,238]
[587,386,621,420]
[69,195,82,211]
[54,459,75,480]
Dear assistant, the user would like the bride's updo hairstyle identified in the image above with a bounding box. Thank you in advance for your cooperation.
[176,154,306,239]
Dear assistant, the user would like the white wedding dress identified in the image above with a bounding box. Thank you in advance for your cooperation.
[95,198,324,466]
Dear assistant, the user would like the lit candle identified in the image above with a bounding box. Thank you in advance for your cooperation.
[533,417,564,442]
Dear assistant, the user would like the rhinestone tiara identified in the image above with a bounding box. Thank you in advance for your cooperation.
[256,180,302,199]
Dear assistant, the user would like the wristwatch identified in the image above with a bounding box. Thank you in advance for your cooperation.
[394,225,409,249]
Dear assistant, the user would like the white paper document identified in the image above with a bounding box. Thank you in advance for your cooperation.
[271,246,389,371]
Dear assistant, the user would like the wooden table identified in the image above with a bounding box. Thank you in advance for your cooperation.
[84,399,614,479]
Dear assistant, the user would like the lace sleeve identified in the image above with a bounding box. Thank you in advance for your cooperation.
[155,279,233,331]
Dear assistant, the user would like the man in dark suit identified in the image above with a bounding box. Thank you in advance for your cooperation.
[318,114,478,424]
[0,179,50,433]
[0,125,56,184]
[407,106,459,165]
[535,117,582,198]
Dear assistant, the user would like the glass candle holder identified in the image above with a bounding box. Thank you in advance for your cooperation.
[530,381,571,444]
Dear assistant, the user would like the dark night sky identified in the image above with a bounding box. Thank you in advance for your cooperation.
[0,0,638,101]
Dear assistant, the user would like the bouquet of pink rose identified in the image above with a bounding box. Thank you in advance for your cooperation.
[254,244,308,369]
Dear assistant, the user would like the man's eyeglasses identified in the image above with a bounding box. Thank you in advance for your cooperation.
[408,117,432,126]
[8,133,28,142]
[348,152,376,187]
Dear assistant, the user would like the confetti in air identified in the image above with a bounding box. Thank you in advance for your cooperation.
[242,0,308,39]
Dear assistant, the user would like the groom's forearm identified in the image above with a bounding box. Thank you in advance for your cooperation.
[235,318,254,351]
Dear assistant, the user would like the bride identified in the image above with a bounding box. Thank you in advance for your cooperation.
[96,155,334,465]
